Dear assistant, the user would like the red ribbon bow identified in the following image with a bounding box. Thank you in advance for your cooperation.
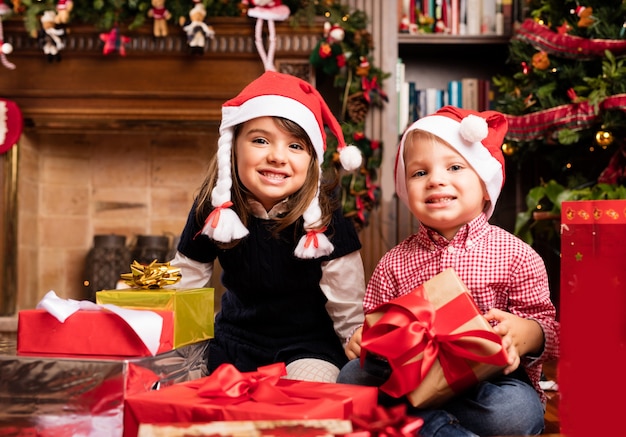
[347,405,423,437]
[303,227,327,249]
[197,363,298,404]
[361,76,388,103]
[361,288,507,398]
[194,201,234,239]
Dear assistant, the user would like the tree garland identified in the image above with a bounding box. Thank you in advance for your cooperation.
[3,0,389,230]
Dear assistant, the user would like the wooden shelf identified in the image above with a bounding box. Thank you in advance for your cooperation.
[397,33,512,45]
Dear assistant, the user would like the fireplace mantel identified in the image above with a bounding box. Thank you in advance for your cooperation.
[0,17,322,132]
[0,16,326,315]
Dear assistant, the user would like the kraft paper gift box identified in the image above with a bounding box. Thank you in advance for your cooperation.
[136,420,353,437]
[0,338,209,437]
[361,268,508,408]
[17,308,175,358]
[123,363,379,437]
[96,287,214,348]
[560,200,626,437]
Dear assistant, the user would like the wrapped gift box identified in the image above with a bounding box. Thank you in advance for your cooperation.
[96,287,214,348]
[136,420,353,437]
[362,268,508,408]
[123,364,378,437]
[17,308,174,357]
[560,200,626,437]
[0,338,209,436]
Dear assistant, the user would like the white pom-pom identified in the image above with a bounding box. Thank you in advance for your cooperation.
[339,144,362,172]
[2,43,12,55]
[202,208,249,242]
[294,232,334,259]
[459,114,488,143]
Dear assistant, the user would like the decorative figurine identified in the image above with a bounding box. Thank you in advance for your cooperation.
[181,3,214,55]
[38,10,65,62]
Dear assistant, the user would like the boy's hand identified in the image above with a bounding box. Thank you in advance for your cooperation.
[345,326,363,360]
[484,308,544,375]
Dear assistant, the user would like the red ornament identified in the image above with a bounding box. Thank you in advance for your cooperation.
[0,99,23,155]
[100,27,131,56]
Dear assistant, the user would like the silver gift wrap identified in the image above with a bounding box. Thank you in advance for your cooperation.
[0,338,209,436]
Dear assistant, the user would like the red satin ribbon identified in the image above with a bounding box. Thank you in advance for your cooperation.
[362,287,507,398]
[347,404,423,437]
[303,227,327,249]
[361,76,387,103]
[207,201,234,229]
[194,201,234,239]
[197,363,298,404]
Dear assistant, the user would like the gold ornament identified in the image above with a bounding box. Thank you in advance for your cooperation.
[595,130,614,149]
[501,142,517,156]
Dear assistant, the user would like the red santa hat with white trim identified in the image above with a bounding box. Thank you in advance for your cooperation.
[394,105,508,219]
[201,71,362,258]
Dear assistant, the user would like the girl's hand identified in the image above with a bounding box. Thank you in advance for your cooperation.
[484,308,544,375]
[345,326,362,360]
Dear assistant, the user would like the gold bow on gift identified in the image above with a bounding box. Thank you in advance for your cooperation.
[120,260,182,289]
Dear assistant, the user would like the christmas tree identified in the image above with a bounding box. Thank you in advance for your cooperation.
[493,0,626,244]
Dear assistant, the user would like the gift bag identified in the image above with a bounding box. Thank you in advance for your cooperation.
[560,200,626,437]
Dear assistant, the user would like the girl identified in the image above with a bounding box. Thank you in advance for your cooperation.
[171,71,366,382]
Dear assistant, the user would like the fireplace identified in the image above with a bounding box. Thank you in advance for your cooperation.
[0,17,322,314]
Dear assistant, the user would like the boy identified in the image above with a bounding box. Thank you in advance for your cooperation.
[338,106,559,436]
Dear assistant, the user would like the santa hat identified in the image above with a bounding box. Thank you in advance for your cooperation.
[201,71,362,258]
[394,105,507,219]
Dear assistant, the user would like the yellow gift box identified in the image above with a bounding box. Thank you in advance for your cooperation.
[96,288,214,349]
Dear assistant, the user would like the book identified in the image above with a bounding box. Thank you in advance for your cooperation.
[481,0,497,34]
[465,0,481,35]
[461,77,479,110]
[501,0,513,35]
[447,80,462,107]
[397,61,409,134]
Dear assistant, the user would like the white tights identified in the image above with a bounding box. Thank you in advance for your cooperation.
[285,358,340,383]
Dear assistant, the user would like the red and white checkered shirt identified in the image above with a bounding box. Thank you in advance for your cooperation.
[364,213,559,405]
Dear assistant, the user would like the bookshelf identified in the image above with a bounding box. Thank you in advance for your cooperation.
[378,1,521,248]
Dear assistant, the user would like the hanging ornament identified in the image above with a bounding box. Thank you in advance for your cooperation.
[147,0,172,38]
[244,0,291,72]
[501,142,517,156]
[521,61,530,75]
[531,51,550,70]
[0,0,14,69]
[180,3,215,55]
[595,130,614,149]
[0,99,23,155]
[38,10,66,62]
[309,21,346,76]
[100,26,130,56]
[55,0,73,26]
[557,22,572,35]
[570,5,594,28]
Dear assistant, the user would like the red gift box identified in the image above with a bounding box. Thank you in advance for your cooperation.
[123,363,378,437]
[560,200,626,437]
[362,268,508,408]
[17,308,174,358]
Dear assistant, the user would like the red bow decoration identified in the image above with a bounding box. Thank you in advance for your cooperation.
[194,201,234,239]
[198,363,299,404]
[361,76,388,104]
[347,405,423,437]
[303,227,327,249]
[361,288,508,399]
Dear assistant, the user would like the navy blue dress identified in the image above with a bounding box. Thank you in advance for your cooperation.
[177,204,362,373]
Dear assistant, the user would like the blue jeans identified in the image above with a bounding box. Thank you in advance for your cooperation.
[337,357,545,437]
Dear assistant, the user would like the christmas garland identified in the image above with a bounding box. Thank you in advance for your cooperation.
[1,0,389,230]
